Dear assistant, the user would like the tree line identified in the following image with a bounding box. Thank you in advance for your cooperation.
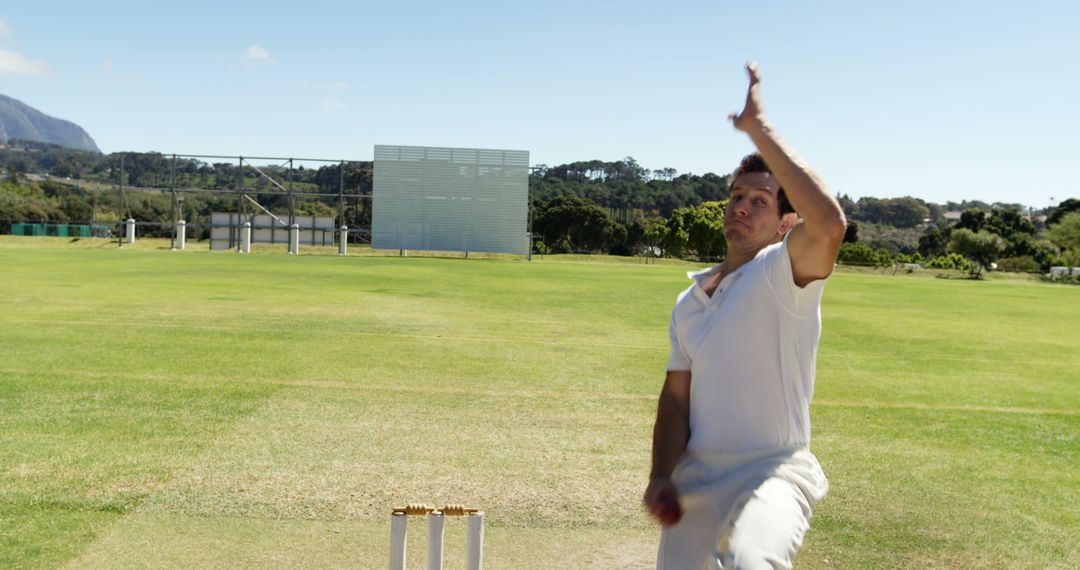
[0,143,373,238]
[2,143,1078,275]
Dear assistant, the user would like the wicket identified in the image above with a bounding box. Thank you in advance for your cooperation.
[389,504,484,570]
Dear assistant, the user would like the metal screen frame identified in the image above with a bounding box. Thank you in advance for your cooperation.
[209,213,335,250]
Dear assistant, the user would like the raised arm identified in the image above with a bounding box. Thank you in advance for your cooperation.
[729,62,847,287]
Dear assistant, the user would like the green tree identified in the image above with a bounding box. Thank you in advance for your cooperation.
[836,193,857,217]
[949,228,1005,277]
[664,201,728,260]
[1001,234,1057,269]
[946,200,991,212]
[685,201,728,259]
[985,208,1036,241]
[60,194,93,222]
[296,200,336,218]
[1057,249,1080,268]
[662,211,691,258]
[532,159,729,217]
[843,220,859,243]
[627,215,668,257]
[1047,198,1080,226]
[533,196,619,253]
[1047,212,1080,252]
[918,225,952,258]
[885,196,930,228]
[956,209,987,232]
[847,196,928,227]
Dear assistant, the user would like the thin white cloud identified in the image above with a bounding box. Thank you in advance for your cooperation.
[241,45,273,63]
[329,81,346,92]
[0,18,12,37]
[321,98,347,111]
[0,48,50,77]
[101,59,113,73]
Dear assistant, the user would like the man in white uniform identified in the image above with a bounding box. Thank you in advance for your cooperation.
[643,63,847,569]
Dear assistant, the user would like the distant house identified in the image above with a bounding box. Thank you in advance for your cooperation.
[944,211,963,222]
[1049,266,1080,278]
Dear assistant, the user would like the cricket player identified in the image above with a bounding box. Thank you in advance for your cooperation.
[644,63,847,569]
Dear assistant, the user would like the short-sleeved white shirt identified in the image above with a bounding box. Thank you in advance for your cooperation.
[667,232,827,454]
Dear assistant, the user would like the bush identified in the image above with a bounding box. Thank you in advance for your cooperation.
[996,255,1041,273]
[1048,249,1080,269]
[927,253,974,272]
[837,242,892,267]
[894,252,925,266]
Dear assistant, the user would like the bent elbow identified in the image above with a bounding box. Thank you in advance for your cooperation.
[824,212,847,242]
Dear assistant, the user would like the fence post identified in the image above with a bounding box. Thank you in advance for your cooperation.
[289,223,299,255]
[176,220,186,250]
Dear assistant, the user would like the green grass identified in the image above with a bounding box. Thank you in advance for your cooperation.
[0,236,1077,569]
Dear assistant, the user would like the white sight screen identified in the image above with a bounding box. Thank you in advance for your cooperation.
[372,145,529,255]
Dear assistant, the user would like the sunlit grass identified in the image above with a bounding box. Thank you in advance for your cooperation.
[0,237,1076,568]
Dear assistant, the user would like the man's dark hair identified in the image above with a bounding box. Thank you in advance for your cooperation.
[730,152,796,217]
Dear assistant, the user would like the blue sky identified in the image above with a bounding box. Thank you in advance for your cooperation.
[1,1,1077,208]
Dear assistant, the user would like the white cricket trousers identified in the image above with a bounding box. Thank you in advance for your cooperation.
[657,446,828,570]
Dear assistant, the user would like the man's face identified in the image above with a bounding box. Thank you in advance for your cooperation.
[723,172,793,248]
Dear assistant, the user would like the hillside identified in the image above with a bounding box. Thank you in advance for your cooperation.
[0,94,100,153]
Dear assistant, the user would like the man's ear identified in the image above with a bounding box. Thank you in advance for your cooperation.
[778,212,799,236]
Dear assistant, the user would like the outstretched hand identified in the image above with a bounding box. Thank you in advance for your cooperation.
[729,62,765,132]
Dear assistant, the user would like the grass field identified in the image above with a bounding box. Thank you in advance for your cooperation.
[1,236,1077,569]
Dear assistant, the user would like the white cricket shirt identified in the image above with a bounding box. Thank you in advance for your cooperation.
[666,232,828,454]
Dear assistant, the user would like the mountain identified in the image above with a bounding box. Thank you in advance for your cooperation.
[0,94,101,153]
